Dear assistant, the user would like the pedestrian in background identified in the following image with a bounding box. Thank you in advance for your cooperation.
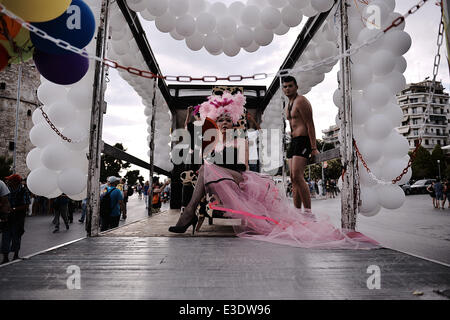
[427,182,437,208]
[434,178,444,210]
[79,198,87,223]
[121,179,128,220]
[143,181,149,209]
[100,176,124,231]
[1,174,30,263]
[53,194,70,233]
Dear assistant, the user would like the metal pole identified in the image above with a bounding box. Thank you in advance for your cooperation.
[438,160,441,179]
[148,79,157,216]
[86,0,110,237]
[338,0,359,231]
[12,64,22,174]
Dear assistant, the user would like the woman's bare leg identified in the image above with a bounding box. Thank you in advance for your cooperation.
[174,165,243,226]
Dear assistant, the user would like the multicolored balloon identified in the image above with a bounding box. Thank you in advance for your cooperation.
[0,0,71,23]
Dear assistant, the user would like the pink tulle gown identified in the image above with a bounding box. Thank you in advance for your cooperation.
[203,161,380,250]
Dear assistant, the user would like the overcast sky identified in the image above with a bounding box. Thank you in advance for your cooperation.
[103,0,448,180]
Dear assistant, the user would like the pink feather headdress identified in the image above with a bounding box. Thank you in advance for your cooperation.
[193,91,246,124]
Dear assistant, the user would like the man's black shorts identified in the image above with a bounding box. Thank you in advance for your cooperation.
[287,136,312,159]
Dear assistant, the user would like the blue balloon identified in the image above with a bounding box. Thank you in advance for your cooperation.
[30,0,95,55]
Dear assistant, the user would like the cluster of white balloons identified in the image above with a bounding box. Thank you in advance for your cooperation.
[108,3,174,173]
[145,90,174,172]
[26,0,102,201]
[333,0,411,216]
[127,0,335,56]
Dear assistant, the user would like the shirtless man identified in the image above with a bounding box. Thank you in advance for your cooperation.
[282,76,319,211]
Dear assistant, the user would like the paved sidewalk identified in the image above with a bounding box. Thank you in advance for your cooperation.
[17,195,168,258]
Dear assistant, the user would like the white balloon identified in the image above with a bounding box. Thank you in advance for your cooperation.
[244,41,259,53]
[383,0,396,12]
[29,123,60,148]
[148,0,169,16]
[288,0,309,10]
[369,50,396,76]
[377,184,405,210]
[41,143,73,171]
[46,188,63,199]
[223,38,241,57]
[281,6,303,27]
[47,100,77,128]
[189,0,206,17]
[383,131,409,159]
[216,15,237,39]
[357,27,384,53]
[360,187,379,214]
[228,1,245,17]
[261,7,282,30]
[69,188,87,201]
[382,30,412,56]
[112,39,128,55]
[315,41,337,59]
[196,12,216,34]
[394,56,407,74]
[57,168,87,196]
[155,12,176,33]
[359,204,381,217]
[126,0,147,12]
[311,0,334,12]
[302,5,318,17]
[351,63,372,90]
[186,32,205,51]
[333,88,343,108]
[140,9,156,21]
[169,0,189,16]
[27,167,58,197]
[32,107,47,125]
[363,82,390,108]
[37,82,68,105]
[66,151,89,172]
[358,137,382,163]
[268,0,288,8]
[234,26,253,47]
[204,33,223,54]
[175,14,196,37]
[209,2,228,17]
[384,102,403,128]
[254,26,274,46]
[26,148,42,171]
[62,124,90,151]
[240,5,260,27]
[352,98,370,125]
[365,114,393,140]
[381,156,409,182]
[273,22,289,35]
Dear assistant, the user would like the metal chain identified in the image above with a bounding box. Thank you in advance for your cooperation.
[0,0,430,83]
[39,107,88,144]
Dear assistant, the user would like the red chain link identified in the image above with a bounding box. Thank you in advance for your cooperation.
[354,138,423,184]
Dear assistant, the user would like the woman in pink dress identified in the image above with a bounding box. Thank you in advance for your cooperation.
[169,92,379,250]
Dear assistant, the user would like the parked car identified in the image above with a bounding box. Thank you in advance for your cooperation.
[410,179,436,194]
[401,182,412,195]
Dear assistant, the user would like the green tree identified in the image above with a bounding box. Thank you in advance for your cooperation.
[124,170,143,187]
[431,144,446,179]
[411,146,433,180]
[100,143,131,182]
[0,156,12,180]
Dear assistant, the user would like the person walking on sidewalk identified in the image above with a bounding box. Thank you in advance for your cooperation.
[434,179,444,210]
[53,194,70,233]
[100,176,124,231]
[427,182,437,208]
[1,174,30,263]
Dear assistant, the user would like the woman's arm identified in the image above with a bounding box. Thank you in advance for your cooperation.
[184,106,193,129]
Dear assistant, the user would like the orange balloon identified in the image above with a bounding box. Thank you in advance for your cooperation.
[0,15,22,41]
[0,43,9,71]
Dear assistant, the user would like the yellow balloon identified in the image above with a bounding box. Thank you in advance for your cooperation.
[0,0,72,23]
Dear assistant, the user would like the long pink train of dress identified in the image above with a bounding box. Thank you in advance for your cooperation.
[203,161,380,250]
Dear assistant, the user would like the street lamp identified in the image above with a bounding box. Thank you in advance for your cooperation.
[437,160,441,179]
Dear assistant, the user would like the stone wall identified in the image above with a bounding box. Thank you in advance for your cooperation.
[0,62,41,178]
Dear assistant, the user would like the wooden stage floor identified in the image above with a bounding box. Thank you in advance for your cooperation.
[0,210,449,300]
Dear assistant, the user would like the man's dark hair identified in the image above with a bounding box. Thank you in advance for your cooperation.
[282,76,298,87]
